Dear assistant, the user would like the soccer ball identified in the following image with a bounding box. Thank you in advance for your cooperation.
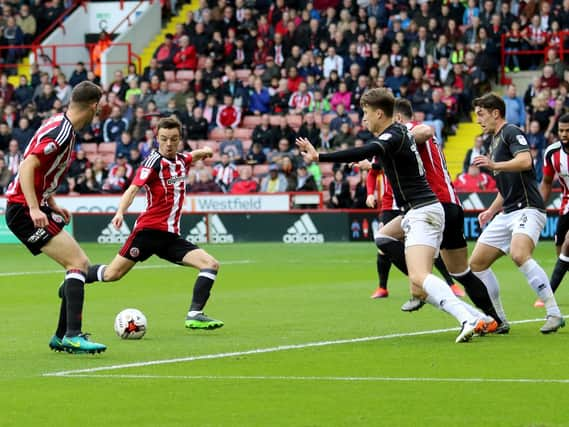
[114,308,147,339]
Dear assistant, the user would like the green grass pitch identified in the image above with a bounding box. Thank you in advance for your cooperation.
[1,242,568,427]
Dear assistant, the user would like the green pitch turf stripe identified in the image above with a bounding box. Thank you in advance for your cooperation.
[44,316,568,378]
[48,374,569,384]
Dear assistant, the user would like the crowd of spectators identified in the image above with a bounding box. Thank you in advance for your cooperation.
[1,0,569,205]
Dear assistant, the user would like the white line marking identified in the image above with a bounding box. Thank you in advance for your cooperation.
[55,374,569,384]
[0,260,252,277]
[43,317,565,378]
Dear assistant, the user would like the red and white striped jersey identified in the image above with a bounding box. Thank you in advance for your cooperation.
[544,141,569,215]
[131,150,192,234]
[407,122,459,205]
[6,113,75,206]
[289,91,314,110]
[366,157,399,211]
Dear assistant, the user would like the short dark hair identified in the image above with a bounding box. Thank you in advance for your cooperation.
[360,88,395,117]
[472,93,506,118]
[157,116,182,134]
[559,113,569,125]
[70,81,102,107]
[394,98,413,119]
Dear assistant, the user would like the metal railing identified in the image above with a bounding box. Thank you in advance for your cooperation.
[499,30,569,84]
[0,42,141,76]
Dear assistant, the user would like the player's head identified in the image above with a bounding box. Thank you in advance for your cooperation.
[156,116,182,160]
[394,98,413,123]
[360,88,394,134]
[559,113,569,146]
[69,81,102,126]
[473,93,506,134]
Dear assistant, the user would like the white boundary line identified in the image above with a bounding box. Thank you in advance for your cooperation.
[54,374,569,384]
[43,317,563,378]
[0,260,252,277]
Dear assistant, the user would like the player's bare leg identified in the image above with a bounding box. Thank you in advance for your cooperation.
[42,231,106,354]
[181,249,224,330]
[510,234,564,333]
[405,245,483,343]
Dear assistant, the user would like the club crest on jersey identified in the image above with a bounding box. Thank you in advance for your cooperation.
[516,135,528,146]
[51,213,64,224]
[44,142,57,155]
[139,167,151,180]
[378,133,392,141]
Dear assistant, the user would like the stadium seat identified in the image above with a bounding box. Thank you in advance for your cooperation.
[168,82,183,92]
[269,115,282,126]
[347,175,361,190]
[101,152,116,166]
[242,139,252,152]
[234,127,253,139]
[81,142,98,156]
[197,56,207,69]
[235,69,252,81]
[199,140,220,152]
[242,115,262,129]
[319,163,335,176]
[287,114,302,129]
[176,70,194,81]
[209,128,226,141]
[349,112,360,124]
[164,70,175,82]
[253,163,270,176]
[98,142,116,155]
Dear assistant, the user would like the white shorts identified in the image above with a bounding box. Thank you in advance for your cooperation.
[478,208,546,254]
[401,202,445,255]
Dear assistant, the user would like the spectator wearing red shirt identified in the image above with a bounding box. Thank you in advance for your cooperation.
[173,35,197,70]
[453,164,496,192]
[287,67,304,94]
[153,33,178,70]
[289,82,314,114]
[229,167,259,194]
[216,95,241,128]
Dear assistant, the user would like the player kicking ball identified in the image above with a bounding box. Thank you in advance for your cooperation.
[86,117,224,330]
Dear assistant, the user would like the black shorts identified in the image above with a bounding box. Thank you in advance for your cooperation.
[379,209,402,226]
[555,213,569,246]
[5,203,66,255]
[441,203,467,250]
[119,228,200,263]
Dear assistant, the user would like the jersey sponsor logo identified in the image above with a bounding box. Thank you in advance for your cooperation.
[139,167,151,180]
[97,221,131,244]
[378,133,392,141]
[44,142,57,155]
[167,175,186,185]
[516,135,528,146]
[283,214,324,243]
[185,214,234,244]
[27,228,47,243]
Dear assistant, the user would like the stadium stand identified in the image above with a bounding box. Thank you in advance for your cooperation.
[0,0,568,202]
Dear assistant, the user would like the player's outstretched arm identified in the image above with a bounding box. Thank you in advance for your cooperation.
[190,146,214,162]
[411,124,434,144]
[112,184,140,230]
[296,136,380,164]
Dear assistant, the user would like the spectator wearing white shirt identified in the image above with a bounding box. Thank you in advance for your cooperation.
[289,82,314,114]
[323,46,344,79]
